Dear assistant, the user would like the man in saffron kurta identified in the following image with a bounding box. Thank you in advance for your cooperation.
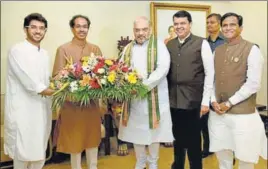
[118,16,173,169]
[4,13,54,169]
[52,15,103,169]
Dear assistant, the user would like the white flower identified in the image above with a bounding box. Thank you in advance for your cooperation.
[100,79,107,85]
[70,86,78,92]
[88,57,98,67]
[82,66,91,73]
[70,81,78,87]
[97,68,105,74]
[70,81,78,92]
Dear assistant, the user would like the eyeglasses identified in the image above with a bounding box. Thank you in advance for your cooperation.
[25,25,47,31]
[74,25,89,30]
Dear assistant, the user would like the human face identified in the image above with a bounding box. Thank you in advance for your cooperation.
[173,17,191,40]
[221,16,242,41]
[24,20,47,45]
[207,16,220,34]
[169,27,177,38]
[133,20,151,45]
[72,17,89,40]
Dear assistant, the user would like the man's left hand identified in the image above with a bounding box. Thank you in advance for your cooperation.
[200,105,209,117]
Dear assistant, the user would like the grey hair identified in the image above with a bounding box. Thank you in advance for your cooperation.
[133,16,152,27]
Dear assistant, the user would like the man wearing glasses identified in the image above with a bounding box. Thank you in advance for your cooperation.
[52,15,104,169]
[4,13,55,169]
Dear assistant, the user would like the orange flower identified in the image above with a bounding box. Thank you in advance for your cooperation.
[79,75,91,87]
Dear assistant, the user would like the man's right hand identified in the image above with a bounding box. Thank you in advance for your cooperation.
[39,88,55,96]
[211,101,225,115]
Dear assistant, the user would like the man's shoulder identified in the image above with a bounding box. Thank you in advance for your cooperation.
[192,34,205,40]
[10,41,27,52]
[87,42,101,50]
[214,43,226,52]
[166,38,177,48]
[57,41,72,50]
[242,38,254,47]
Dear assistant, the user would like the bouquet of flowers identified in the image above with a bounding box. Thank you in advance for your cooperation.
[50,53,148,111]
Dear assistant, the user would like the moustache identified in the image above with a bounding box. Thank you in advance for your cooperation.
[137,36,145,39]
[176,28,185,31]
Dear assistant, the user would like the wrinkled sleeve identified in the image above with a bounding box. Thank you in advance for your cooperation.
[143,40,171,91]
[8,48,47,94]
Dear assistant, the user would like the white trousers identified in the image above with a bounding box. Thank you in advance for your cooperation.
[13,156,45,169]
[209,111,267,163]
[134,143,160,169]
[71,147,98,169]
[216,150,254,169]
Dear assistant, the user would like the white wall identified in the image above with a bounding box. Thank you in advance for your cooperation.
[1,1,266,104]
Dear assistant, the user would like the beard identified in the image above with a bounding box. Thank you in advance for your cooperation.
[26,31,44,44]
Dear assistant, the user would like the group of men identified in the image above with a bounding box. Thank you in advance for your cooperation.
[4,10,267,169]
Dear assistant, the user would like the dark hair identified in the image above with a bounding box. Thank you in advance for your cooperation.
[221,12,243,27]
[173,10,192,23]
[69,15,91,28]
[207,13,221,22]
[23,13,47,28]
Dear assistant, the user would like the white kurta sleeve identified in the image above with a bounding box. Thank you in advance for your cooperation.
[8,48,47,94]
[210,51,217,103]
[228,45,264,105]
[201,40,215,106]
[143,40,171,91]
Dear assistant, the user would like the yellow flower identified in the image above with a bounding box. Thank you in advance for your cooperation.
[108,71,116,83]
[127,73,137,84]
[50,82,55,89]
[105,59,113,66]
[81,56,89,62]
[82,61,88,67]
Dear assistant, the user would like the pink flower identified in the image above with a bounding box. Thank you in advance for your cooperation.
[109,64,118,71]
[74,63,83,78]
[60,69,69,78]
[122,66,129,72]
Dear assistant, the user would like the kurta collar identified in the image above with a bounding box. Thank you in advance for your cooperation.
[208,31,225,42]
[178,33,191,44]
[71,38,87,47]
[226,36,242,46]
[133,38,149,47]
[24,39,40,51]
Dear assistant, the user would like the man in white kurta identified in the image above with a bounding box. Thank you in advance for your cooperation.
[118,16,173,169]
[4,13,54,169]
[209,12,267,169]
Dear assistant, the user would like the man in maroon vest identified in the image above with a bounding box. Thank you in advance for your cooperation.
[166,10,214,169]
[209,12,267,169]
